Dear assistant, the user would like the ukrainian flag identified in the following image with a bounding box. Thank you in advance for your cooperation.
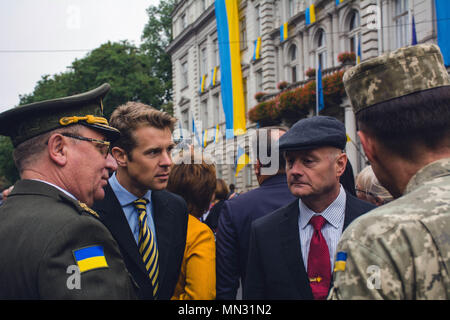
[192,118,201,146]
[211,66,218,87]
[215,0,247,139]
[357,38,361,64]
[305,4,316,26]
[335,0,344,6]
[280,22,288,42]
[203,129,208,148]
[235,145,250,177]
[214,124,220,144]
[73,245,108,273]
[253,37,261,60]
[334,251,347,272]
[199,74,206,93]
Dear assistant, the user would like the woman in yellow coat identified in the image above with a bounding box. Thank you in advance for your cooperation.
[167,152,216,300]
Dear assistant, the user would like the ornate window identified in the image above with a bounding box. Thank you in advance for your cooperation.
[316,29,327,69]
[348,10,361,54]
[289,45,298,82]
[394,0,410,48]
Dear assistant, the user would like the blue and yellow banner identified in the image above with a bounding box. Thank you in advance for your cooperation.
[73,245,108,273]
[306,4,316,26]
[253,37,261,60]
[317,63,324,113]
[436,0,450,66]
[202,129,208,148]
[335,0,344,6]
[280,22,288,42]
[235,145,250,177]
[215,0,247,139]
[192,118,201,146]
[199,74,206,93]
[211,66,218,87]
[357,37,361,64]
[214,124,220,144]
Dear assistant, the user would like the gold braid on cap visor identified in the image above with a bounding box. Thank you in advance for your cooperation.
[59,115,109,126]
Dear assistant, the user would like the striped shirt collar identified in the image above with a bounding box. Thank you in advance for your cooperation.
[299,184,346,230]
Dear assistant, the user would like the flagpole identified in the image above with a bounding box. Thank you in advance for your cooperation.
[316,55,319,116]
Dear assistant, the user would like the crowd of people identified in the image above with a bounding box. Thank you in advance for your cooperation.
[0,43,448,300]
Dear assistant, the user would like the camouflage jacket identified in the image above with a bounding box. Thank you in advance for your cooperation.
[328,158,450,299]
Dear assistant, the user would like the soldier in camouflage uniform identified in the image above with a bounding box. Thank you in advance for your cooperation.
[328,44,450,299]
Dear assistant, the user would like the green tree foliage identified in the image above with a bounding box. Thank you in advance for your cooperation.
[0,136,18,187]
[1,0,178,185]
[19,40,164,118]
[140,0,177,105]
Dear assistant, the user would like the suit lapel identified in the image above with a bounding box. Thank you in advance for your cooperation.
[97,184,148,275]
[278,200,313,299]
[343,193,361,230]
[151,191,173,290]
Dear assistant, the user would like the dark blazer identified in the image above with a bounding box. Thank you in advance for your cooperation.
[204,199,225,233]
[0,180,137,299]
[243,193,375,300]
[93,184,188,300]
[216,174,296,299]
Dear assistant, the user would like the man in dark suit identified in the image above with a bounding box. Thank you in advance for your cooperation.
[216,126,296,299]
[0,84,137,299]
[93,102,188,300]
[244,116,375,300]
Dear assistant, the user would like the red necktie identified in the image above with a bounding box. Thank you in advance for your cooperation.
[307,215,331,300]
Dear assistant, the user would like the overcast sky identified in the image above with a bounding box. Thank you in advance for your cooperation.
[0,0,160,113]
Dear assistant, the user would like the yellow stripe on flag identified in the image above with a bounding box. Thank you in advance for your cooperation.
[334,261,346,272]
[77,256,108,273]
[225,0,246,136]
[310,5,316,24]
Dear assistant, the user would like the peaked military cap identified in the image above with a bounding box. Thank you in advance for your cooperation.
[343,43,450,114]
[0,83,120,147]
[279,116,347,151]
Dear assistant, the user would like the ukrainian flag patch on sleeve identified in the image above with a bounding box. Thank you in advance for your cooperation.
[73,245,109,273]
[334,251,347,272]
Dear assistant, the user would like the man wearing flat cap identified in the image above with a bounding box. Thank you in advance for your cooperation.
[329,44,450,299]
[0,84,137,299]
[244,116,374,300]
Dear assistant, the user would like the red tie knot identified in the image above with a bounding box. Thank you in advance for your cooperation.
[309,215,327,231]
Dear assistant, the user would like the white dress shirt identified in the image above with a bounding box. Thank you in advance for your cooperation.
[298,185,346,273]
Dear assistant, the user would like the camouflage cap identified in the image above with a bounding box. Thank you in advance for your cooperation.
[343,43,450,114]
[0,83,120,147]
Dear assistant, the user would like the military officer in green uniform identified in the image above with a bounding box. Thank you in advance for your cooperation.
[0,84,137,299]
[328,44,450,299]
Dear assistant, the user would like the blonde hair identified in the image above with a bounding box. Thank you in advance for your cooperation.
[356,165,393,205]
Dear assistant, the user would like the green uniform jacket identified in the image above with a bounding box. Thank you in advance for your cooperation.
[0,180,137,299]
[329,158,450,299]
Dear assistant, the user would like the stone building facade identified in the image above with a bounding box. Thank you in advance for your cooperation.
[167,0,442,192]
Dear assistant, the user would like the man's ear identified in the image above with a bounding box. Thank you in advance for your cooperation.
[335,152,348,177]
[254,159,261,177]
[47,133,68,167]
[111,146,128,167]
[358,130,378,164]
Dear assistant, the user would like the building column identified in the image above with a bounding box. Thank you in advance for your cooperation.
[343,98,358,175]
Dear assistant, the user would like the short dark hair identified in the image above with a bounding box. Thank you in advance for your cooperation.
[356,86,450,159]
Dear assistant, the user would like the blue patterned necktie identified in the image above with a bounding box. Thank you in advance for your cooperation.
[133,198,159,298]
